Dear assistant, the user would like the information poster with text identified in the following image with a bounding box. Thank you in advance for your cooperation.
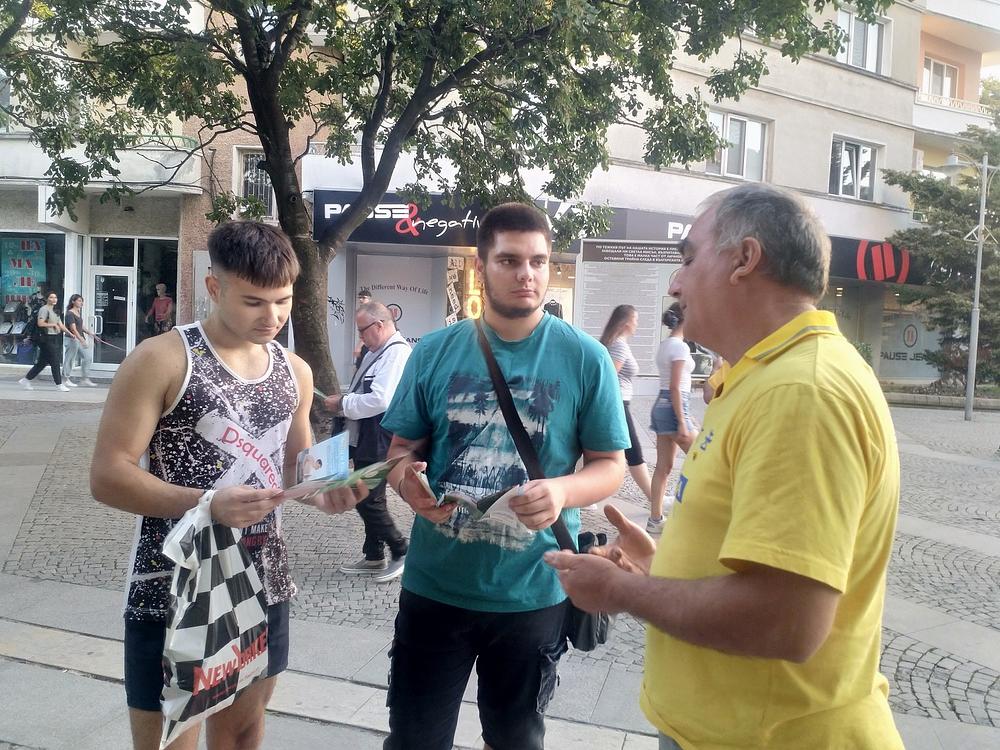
[357,255,436,345]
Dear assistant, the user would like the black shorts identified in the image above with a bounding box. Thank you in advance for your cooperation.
[124,601,290,711]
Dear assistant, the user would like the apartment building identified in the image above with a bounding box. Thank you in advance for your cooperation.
[574,0,1000,389]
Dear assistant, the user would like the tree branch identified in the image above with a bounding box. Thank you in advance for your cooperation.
[0,0,32,52]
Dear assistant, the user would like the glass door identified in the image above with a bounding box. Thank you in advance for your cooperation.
[88,267,136,369]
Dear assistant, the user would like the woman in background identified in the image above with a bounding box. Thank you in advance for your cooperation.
[599,304,654,511]
[648,303,696,533]
[63,294,96,387]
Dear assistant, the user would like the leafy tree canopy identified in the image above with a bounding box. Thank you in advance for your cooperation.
[884,119,1000,387]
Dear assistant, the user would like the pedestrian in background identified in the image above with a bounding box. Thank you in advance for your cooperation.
[647,302,696,532]
[600,304,655,510]
[19,291,70,392]
[63,294,96,387]
[325,301,412,583]
[547,183,903,750]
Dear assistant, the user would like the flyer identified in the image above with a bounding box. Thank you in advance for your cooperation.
[283,455,405,503]
[295,431,349,484]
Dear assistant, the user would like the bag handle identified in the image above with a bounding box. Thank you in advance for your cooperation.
[475,319,577,552]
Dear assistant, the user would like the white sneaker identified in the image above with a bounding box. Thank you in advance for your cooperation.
[65,379,78,387]
[80,379,97,387]
[646,516,666,534]
[57,383,70,392]
[18,377,33,390]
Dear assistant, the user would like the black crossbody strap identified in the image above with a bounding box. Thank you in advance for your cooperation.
[475,319,577,552]
[348,340,406,394]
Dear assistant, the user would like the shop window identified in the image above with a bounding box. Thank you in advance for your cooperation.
[0,232,65,363]
[137,238,178,343]
[836,9,886,75]
[829,138,877,201]
[922,57,958,100]
[92,237,135,266]
[240,151,276,220]
[705,111,766,181]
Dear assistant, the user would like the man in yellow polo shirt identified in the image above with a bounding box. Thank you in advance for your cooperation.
[546,183,903,749]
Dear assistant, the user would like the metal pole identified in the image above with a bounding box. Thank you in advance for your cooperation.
[964,152,988,421]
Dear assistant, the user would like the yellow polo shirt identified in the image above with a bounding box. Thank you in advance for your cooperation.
[640,311,902,749]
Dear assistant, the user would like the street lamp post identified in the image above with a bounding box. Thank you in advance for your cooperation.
[936,152,995,421]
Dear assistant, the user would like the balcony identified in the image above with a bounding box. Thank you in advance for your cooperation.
[925,0,1000,37]
[0,132,202,194]
[913,90,995,135]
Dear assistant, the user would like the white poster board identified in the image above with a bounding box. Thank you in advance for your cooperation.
[357,255,436,346]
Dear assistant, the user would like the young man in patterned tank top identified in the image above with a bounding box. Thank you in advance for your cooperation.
[91,222,369,750]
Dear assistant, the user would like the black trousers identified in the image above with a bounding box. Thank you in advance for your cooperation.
[25,335,62,384]
[354,457,407,561]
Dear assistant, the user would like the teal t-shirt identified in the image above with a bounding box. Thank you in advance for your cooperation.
[382,314,629,612]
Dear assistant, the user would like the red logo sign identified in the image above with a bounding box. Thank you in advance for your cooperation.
[855,241,910,283]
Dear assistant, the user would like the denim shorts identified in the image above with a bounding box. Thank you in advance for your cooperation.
[124,601,290,711]
[650,389,694,435]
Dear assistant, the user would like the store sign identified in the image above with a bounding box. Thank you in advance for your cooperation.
[314,190,485,246]
[1,237,46,304]
[830,236,922,286]
[582,240,682,264]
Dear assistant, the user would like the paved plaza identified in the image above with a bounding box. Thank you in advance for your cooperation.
[1,374,1000,748]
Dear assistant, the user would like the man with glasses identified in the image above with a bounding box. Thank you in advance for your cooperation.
[325,302,411,582]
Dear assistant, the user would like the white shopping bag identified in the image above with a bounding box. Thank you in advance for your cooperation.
[159,491,270,748]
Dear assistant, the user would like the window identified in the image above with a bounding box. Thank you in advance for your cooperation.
[240,151,276,219]
[829,138,876,201]
[922,56,958,99]
[705,111,766,181]
[836,10,885,75]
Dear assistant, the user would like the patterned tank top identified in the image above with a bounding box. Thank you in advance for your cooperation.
[124,322,299,622]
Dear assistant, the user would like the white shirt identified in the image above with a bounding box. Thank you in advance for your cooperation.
[655,336,694,393]
[342,330,411,420]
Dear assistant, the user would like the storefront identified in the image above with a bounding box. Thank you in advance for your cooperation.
[313,190,576,379]
[574,205,938,390]
[0,187,180,371]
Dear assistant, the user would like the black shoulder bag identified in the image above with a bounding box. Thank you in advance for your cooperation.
[475,319,612,652]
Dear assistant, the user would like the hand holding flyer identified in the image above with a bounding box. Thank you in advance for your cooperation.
[437,485,528,531]
[282,455,405,503]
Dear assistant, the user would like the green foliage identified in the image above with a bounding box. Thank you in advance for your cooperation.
[206,191,267,226]
[2,0,891,381]
[883,122,1000,386]
[851,339,873,365]
[981,77,1000,114]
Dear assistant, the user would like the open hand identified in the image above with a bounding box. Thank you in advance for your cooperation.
[509,478,566,530]
[211,485,286,528]
[588,504,657,575]
[544,549,625,614]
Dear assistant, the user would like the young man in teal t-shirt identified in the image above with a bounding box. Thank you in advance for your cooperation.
[382,202,629,750]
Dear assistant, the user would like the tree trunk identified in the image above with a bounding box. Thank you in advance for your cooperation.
[290,235,339,395]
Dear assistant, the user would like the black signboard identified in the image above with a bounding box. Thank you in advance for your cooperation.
[829,236,923,286]
[582,239,682,264]
[313,190,485,246]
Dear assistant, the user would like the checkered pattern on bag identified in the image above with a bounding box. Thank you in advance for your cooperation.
[159,493,270,748]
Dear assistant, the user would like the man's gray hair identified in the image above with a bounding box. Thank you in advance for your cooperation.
[701,184,831,300]
[358,301,395,326]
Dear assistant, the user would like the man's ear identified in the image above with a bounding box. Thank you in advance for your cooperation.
[729,237,765,285]
[205,274,221,304]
